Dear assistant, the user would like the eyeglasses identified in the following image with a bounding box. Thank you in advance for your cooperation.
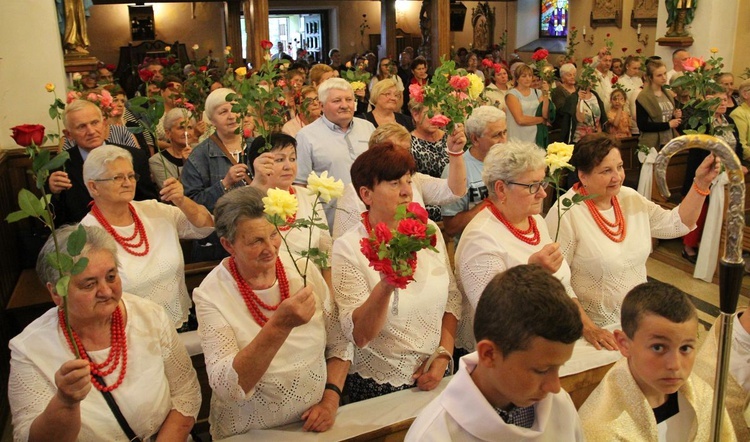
[505,180,549,194]
[93,173,140,184]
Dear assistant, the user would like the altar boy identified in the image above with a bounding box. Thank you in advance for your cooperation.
[406,265,585,441]
[579,281,736,441]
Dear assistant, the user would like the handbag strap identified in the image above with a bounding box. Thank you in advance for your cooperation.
[210,134,253,185]
[93,372,141,442]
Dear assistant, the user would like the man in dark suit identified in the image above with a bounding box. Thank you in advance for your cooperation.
[48,100,158,226]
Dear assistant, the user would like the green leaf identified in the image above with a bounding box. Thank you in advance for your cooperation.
[5,210,29,223]
[71,257,89,275]
[562,198,573,207]
[18,188,43,218]
[41,153,69,173]
[46,253,61,270]
[57,253,74,273]
[55,275,70,298]
[67,224,87,256]
[32,149,51,173]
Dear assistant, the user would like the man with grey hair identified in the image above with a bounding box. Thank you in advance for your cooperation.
[48,99,157,226]
[295,78,375,227]
[441,106,508,242]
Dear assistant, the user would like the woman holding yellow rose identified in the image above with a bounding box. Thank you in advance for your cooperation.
[546,134,719,329]
[454,140,611,353]
[248,133,336,273]
[193,186,350,439]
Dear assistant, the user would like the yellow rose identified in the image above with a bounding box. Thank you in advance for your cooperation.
[235,67,247,77]
[226,45,232,51]
[710,47,719,54]
[263,188,299,220]
[545,155,571,174]
[45,83,55,92]
[467,73,484,100]
[546,142,574,161]
[307,171,344,203]
[350,81,366,91]
[192,44,199,51]
[164,45,171,52]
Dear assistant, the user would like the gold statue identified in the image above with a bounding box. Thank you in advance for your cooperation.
[60,0,90,54]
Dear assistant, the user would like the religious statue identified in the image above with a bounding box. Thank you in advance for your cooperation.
[419,0,431,60]
[57,0,92,54]
[472,2,494,50]
[666,0,698,37]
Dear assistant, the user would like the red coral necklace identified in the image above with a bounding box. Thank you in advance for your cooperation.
[58,306,127,392]
[574,183,626,242]
[228,257,290,326]
[91,203,150,256]
[485,201,540,245]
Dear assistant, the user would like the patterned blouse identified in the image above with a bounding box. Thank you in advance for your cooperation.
[411,133,449,221]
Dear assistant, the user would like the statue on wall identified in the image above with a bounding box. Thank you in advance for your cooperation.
[666,0,697,37]
[472,2,494,51]
[56,0,93,54]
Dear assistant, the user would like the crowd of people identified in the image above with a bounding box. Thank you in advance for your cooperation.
[7,41,750,441]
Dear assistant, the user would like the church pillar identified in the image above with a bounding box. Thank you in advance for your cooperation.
[426,0,450,69]
[380,0,397,59]
[226,1,243,69]
[243,0,269,69]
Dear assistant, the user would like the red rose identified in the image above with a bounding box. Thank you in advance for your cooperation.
[374,223,393,243]
[243,127,252,138]
[11,124,45,147]
[360,237,378,260]
[571,26,576,30]
[429,233,437,247]
[227,58,234,64]
[622,47,628,53]
[372,257,393,274]
[199,66,208,72]
[611,75,619,84]
[606,33,611,37]
[138,68,155,82]
[409,83,424,103]
[159,58,169,67]
[636,48,643,54]
[106,63,116,71]
[583,57,594,65]
[532,49,549,61]
[481,58,494,68]
[429,114,450,128]
[397,218,427,239]
[406,202,429,224]
[449,75,470,90]
[260,40,274,50]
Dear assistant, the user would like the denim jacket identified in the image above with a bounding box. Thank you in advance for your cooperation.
[181,137,249,212]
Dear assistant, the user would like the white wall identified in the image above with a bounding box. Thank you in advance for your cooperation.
[654,0,739,69]
[0,0,67,149]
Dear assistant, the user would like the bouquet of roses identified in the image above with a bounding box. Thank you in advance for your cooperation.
[545,142,592,242]
[669,49,726,135]
[531,49,556,85]
[410,56,483,134]
[360,202,439,295]
[263,171,344,284]
[342,59,372,93]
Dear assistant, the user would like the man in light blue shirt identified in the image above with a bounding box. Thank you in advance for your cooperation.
[295,78,375,228]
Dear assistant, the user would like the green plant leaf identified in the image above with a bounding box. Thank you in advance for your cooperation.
[18,188,43,218]
[67,224,87,256]
[42,151,70,171]
[71,256,89,275]
[57,253,74,273]
[56,275,70,298]
[5,210,29,223]
[32,150,51,173]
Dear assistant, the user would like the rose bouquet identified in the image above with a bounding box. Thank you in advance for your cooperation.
[411,56,483,134]
[669,51,726,135]
[531,49,556,85]
[359,202,439,315]
[545,142,592,242]
[226,40,289,154]
[6,128,88,358]
[262,171,344,284]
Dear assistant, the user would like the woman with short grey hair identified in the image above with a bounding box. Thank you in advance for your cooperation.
[149,107,196,188]
[454,139,605,354]
[80,145,214,328]
[9,224,201,441]
[193,186,350,438]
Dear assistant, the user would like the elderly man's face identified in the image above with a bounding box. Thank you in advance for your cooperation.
[64,106,105,151]
[322,88,355,127]
[473,118,507,154]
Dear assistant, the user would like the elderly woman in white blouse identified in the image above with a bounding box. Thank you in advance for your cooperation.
[332,142,461,402]
[333,122,466,239]
[80,145,214,329]
[546,133,719,328]
[455,140,612,352]
[193,187,350,439]
[9,225,201,441]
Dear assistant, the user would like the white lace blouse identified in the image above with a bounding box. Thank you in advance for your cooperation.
[546,186,691,326]
[193,253,351,439]
[332,222,461,387]
[81,199,214,327]
[8,294,201,442]
[454,208,577,352]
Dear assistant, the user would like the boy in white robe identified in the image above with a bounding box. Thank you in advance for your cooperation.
[579,281,736,441]
[406,264,585,441]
